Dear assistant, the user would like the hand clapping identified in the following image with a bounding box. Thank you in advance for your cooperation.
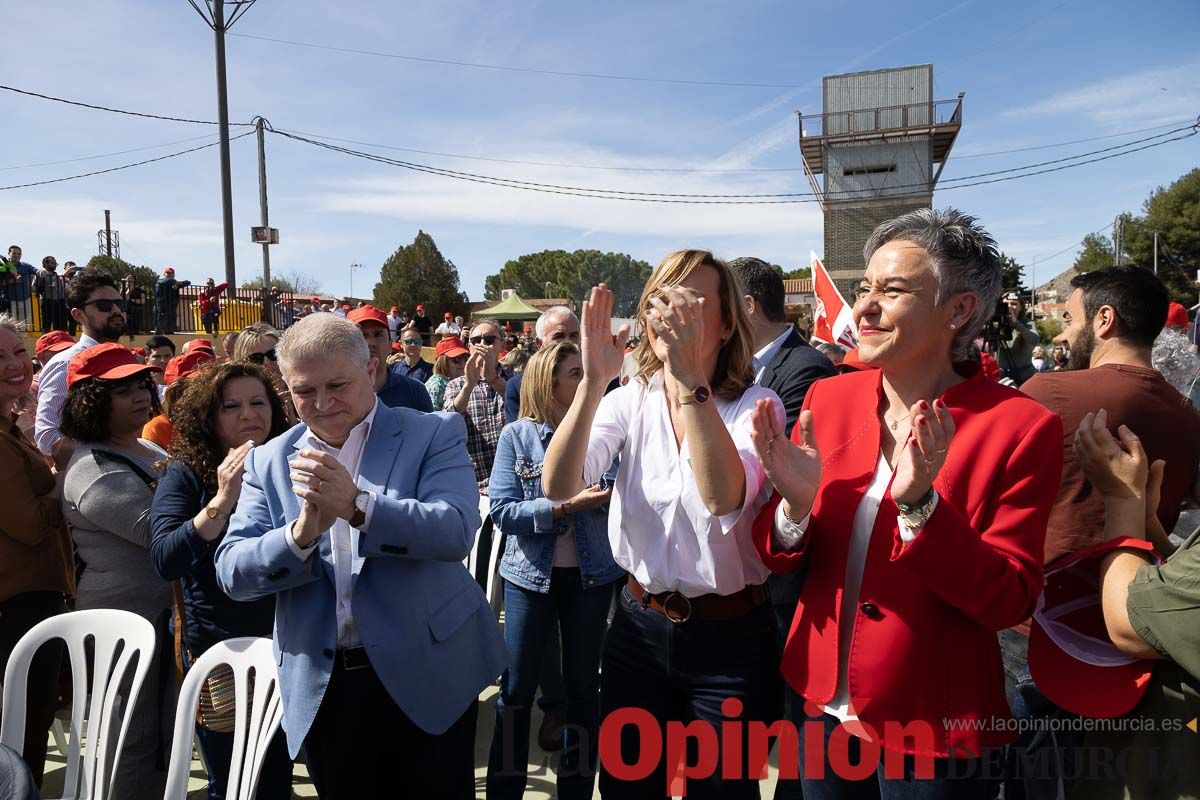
[290,449,359,545]
[751,402,821,521]
[580,284,631,384]
[890,399,956,507]
[645,285,706,388]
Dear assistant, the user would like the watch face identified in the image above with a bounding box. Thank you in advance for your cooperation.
[694,385,710,403]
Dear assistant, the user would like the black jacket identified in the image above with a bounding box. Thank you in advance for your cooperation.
[758,327,837,437]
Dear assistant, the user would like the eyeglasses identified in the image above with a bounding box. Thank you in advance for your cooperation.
[82,298,127,313]
[247,349,278,364]
[451,356,468,364]
[469,335,499,345]
[401,338,422,346]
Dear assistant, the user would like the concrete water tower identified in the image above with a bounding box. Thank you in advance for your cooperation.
[798,65,963,294]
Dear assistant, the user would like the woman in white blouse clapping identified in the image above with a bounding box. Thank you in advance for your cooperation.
[543,250,785,800]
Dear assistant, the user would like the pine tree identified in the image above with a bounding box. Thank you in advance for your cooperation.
[373,231,468,316]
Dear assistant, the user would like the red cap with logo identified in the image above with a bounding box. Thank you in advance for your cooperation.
[435,338,469,359]
[164,349,215,385]
[1029,537,1160,718]
[35,330,76,358]
[67,342,160,388]
[347,305,389,328]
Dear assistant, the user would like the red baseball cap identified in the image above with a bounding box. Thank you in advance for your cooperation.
[67,342,160,388]
[416,304,425,312]
[35,330,75,358]
[311,296,320,303]
[164,266,175,274]
[390,341,404,352]
[443,312,453,319]
[390,306,398,313]
[1029,537,1160,719]
[164,350,214,385]
[435,338,469,359]
[184,338,215,354]
[348,305,389,328]
[131,346,147,358]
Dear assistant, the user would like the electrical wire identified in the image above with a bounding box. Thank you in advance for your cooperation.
[0,131,255,192]
[0,133,220,171]
[269,125,1197,204]
[1034,221,1117,265]
[0,84,253,126]
[955,119,1196,159]
[228,32,806,89]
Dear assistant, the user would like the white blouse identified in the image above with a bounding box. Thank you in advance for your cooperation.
[583,373,784,597]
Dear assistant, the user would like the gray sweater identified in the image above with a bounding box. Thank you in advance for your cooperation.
[62,441,171,621]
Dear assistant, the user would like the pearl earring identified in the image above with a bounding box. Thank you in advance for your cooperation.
[948,323,957,330]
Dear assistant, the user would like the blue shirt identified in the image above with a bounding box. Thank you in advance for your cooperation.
[377,363,434,412]
[488,418,622,593]
[396,357,433,385]
[0,260,35,301]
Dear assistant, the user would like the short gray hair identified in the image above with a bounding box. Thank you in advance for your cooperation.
[535,306,577,340]
[863,207,1001,361]
[277,313,369,377]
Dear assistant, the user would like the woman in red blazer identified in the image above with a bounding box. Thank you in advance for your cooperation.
[750,208,1062,799]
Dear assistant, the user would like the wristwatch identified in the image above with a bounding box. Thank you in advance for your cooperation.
[350,489,370,529]
[678,385,710,406]
[205,505,230,521]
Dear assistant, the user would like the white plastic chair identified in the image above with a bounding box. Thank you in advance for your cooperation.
[163,637,283,800]
[0,609,156,800]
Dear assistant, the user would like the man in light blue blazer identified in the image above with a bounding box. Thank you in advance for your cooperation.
[215,312,506,799]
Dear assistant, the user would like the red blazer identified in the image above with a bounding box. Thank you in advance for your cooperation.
[753,366,1062,757]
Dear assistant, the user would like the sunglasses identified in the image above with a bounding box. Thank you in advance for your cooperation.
[247,349,278,364]
[401,338,423,346]
[469,335,499,345]
[83,298,127,313]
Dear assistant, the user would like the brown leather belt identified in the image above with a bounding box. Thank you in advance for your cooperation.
[625,575,769,624]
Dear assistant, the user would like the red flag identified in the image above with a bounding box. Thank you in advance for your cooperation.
[810,251,858,349]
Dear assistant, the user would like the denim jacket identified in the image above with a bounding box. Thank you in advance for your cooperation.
[488,418,622,593]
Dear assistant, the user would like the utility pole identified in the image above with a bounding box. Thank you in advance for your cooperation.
[350,262,362,299]
[255,118,271,290]
[188,0,258,293]
[1153,231,1159,275]
[1030,256,1036,321]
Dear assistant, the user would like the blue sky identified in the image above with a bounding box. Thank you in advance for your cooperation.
[3,0,1198,301]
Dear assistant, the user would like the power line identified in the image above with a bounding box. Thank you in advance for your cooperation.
[0,131,255,192]
[0,84,253,126]
[0,133,219,171]
[955,118,1197,159]
[269,125,1197,204]
[1034,220,1117,265]
[229,32,806,89]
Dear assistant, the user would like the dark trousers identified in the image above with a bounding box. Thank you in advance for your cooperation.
[155,304,177,334]
[202,311,220,336]
[794,710,1002,800]
[39,299,67,333]
[487,571,616,800]
[598,584,781,800]
[303,656,477,799]
[0,592,67,785]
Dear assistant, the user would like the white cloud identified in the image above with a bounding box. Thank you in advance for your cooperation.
[1014,63,1200,129]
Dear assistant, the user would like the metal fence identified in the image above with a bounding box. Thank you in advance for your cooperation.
[0,273,302,336]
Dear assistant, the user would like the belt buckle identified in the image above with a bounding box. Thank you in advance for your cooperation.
[661,592,692,624]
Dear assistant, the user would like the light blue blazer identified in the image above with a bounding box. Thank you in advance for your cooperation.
[214,406,506,757]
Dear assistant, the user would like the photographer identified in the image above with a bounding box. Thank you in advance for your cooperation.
[993,292,1039,385]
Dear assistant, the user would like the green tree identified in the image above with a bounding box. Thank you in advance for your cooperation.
[1072,233,1116,274]
[1123,167,1200,303]
[373,231,468,317]
[85,255,157,286]
[998,253,1030,295]
[241,270,321,296]
[1035,318,1062,343]
[781,266,812,280]
[483,250,653,317]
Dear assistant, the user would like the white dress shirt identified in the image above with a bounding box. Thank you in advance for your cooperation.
[286,400,380,648]
[34,333,100,455]
[772,453,937,722]
[582,373,784,597]
[753,327,794,384]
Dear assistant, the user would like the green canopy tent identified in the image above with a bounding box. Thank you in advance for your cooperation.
[473,292,543,321]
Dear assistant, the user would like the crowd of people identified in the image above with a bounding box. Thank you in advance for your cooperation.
[0,207,1198,800]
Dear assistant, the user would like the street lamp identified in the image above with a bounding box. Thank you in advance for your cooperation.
[349,262,362,299]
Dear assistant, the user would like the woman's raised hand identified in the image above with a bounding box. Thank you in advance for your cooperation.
[581,284,631,384]
[751,401,822,520]
[890,399,955,506]
[214,440,253,507]
[645,285,706,388]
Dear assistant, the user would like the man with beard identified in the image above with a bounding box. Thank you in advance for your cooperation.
[34,268,129,468]
[998,265,1200,799]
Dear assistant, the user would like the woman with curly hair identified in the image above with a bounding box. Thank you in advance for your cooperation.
[150,362,292,799]
[60,342,170,800]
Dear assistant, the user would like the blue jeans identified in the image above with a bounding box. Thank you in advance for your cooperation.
[795,711,1003,800]
[998,629,1084,800]
[487,569,617,800]
[598,584,781,800]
